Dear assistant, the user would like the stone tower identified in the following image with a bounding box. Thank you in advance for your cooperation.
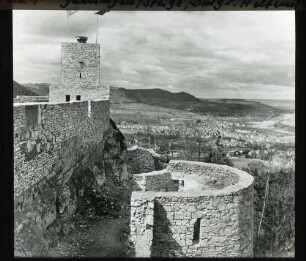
[49,36,106,102]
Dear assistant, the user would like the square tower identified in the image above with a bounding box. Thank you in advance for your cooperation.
[49,36,107,102]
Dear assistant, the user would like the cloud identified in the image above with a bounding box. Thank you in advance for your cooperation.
[13,10,295,100]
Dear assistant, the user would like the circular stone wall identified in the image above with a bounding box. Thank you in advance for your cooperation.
[130,160,254,257]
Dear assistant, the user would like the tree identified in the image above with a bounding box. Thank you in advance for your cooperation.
[206,146,232,166]
[247,156,295,257]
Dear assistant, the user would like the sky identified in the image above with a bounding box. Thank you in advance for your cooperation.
[13,10,295,100]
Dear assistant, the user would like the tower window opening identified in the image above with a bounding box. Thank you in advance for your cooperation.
[192,218,201,245]
[79,61,84,69]
[65,95,70,102]
[80,73,82,79]
[76,95,81,101]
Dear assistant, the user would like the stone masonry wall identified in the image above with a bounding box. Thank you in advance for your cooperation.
[167,160,240,189]
[130,161,254,257]
[49,42,107,102]
[14,99,110,197]
[151,189,253,257]
[14,99,110,256]
[130,197,155,257]
[14,96,49,103]
[49,83,109,103]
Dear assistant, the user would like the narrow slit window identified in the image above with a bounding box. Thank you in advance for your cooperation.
[80,73,82,79]
[79,61,84,69]
[193,218,201,245]
[76,95,81,101]
[65,95,70,102]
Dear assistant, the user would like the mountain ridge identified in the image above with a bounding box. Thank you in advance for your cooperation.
[13,80,37,97]
[13,81,50,97]
[110,86,201,104]
[110,86,282,116]
[13,81,284,116]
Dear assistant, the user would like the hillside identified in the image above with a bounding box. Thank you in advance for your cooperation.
[110,86,200,104]
[195,98,283,116]
[23,83,50,96]
[13,82,283,116]
[13,80,37,97]
[111,87,283,116]
[13,81,50,97]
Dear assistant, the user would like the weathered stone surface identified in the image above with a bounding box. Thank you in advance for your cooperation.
[125,146,167,174]
[14,39,116,257]
[133,171,179,192]
[90,164,106,186]
[49,42,108,103]
[13,106,128,257]
[129,160,254,258]
[14,99,110,198]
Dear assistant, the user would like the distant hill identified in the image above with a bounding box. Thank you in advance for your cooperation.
[111,86,283,116]
[249,99,295,111]
[23,83,50,96]
[110,86,200,104]
[13,82,284,116]
[196,98,283,116]
[13,81,50,98]
[13,81,37,97]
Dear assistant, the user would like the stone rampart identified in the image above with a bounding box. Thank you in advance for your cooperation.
[14,96,49,103]
[49,84,109,103]
[130,160,254,257]
[14,99,110,198]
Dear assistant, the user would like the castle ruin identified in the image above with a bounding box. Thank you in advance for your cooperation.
[14,36,109,197]
[130,160,254,257]
[14,36,111,256]
[13,35,254,258]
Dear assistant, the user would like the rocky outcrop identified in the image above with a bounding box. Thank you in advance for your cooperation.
[124,146,168,174]
[14,119,130,257]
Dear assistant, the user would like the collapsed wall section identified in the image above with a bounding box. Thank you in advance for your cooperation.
[125,146,167,174]
[133,171,179,192]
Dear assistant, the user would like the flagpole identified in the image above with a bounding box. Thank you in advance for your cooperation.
[96,14,99,44]
[66,10,68,42]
